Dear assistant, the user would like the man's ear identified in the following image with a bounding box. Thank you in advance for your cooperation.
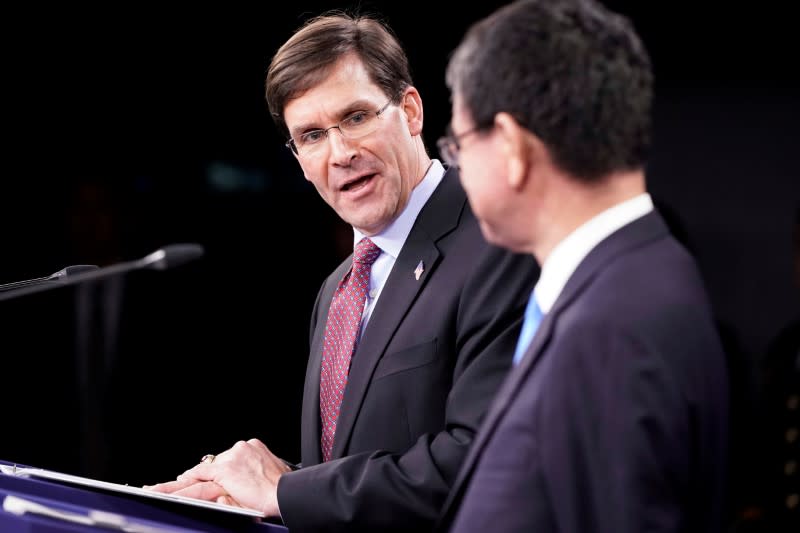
[495,112,542,191]
[495,113,527,190]
[401,87,424,136]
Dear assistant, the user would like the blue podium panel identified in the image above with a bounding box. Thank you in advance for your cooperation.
[1,488,200,532]
[1,461,288,533]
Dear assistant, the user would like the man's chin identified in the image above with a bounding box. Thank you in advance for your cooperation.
[479,221,505,247]
[346,212,390,237]
[479,221,526,254]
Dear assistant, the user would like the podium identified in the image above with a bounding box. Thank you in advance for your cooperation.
[0,460,288,532]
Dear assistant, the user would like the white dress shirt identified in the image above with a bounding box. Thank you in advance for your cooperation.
[352,159,445,338]
[531,193,654,316]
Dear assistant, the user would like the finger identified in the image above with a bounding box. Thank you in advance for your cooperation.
[146,462,214,493]
[246,438,269,454]
[216,494,240,507]
[172,481,226,502]
[145,478,197,493]
[176,462,214,483]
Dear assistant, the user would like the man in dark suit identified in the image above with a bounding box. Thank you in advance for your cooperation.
[435,1,730,531]
[148,12,538,532]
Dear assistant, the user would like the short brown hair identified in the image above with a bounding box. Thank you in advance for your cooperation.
[266,11,413,138]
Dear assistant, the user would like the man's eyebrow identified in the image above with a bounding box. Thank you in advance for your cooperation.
[289,99,380,136]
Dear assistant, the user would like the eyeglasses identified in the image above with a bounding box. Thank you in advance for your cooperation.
[285,100,393,157]
[436,125,486,168]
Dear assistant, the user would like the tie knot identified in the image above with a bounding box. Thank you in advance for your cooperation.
[353,238,381,266]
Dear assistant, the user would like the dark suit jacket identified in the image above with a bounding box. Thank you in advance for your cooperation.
[277,168,540,532]
[439,212,729,533]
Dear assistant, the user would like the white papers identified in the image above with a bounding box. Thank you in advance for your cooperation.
[0,464,264,519]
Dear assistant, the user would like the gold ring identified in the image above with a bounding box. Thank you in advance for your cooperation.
[201,454,216,464]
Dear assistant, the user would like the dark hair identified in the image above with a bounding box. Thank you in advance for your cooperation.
[266,11,413,138]
[446,0,653,181]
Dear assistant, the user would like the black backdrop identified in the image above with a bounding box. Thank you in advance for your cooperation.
[0,0,796,496]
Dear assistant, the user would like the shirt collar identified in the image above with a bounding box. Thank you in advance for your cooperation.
[535,193,654,313]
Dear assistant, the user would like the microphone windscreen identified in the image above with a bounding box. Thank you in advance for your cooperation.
[151,243,205,270]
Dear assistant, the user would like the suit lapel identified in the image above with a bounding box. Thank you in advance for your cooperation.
[439,301,558,521]
[330,168,465,459]
[440,211,670,520]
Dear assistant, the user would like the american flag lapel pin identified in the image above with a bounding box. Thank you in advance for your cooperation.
[414,260,424,281]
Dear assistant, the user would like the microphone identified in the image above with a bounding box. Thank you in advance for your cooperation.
[0,265,99,292]
[0,243,204,302]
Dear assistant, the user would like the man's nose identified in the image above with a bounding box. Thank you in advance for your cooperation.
[327,128,357,166]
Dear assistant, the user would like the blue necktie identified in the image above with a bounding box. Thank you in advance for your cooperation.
[512,293,544,366]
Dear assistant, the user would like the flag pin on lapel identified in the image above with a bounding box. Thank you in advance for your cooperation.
[414,260,425,281]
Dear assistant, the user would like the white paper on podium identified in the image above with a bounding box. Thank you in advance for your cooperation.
[0,464,265,519]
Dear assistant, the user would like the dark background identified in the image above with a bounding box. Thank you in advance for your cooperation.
[0,0,796,524]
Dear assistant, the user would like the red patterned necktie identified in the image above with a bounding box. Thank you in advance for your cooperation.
[320,237,382,461]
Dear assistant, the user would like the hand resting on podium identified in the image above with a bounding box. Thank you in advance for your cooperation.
[144,438,290,519]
